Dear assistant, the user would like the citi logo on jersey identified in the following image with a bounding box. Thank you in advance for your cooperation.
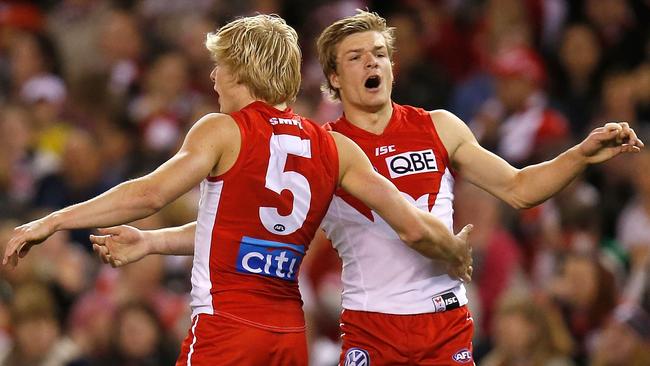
[385,149,438,178]
[235,236,304,281]
[269,117,303,129]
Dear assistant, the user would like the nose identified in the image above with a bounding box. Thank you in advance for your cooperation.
[210,67,217,82]
[364,53,378,69]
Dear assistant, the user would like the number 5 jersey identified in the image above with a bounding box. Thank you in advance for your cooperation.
[191,101,339,332]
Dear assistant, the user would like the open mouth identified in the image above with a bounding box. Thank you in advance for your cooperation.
[364,75,381,89]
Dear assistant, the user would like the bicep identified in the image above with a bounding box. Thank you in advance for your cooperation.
[436,110,519,202]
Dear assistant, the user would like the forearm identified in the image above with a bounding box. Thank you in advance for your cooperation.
[405,210,459,262]
[148,222,196,256]
[512,146,588,208]
[364,180,457,261]
[48,177,163,232]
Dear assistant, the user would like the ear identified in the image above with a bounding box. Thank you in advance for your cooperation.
[329,72,341,90]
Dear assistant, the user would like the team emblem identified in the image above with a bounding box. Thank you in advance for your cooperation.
[344,348,370,366]
[452,348,472,363]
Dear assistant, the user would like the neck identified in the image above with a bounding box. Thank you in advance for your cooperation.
[272,102,288,111]
[341,100,393,134]
[231,93,288,113]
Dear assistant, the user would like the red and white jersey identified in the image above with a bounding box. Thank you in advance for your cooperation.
[322,103,466,314]
[191,101,338,330]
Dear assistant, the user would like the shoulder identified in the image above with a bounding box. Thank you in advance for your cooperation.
[427,109,477,157]
[428,109,467,130]
[189,113,239,138]
[194,112,238,130]
[328,131,357,156]
[181,113,240,153]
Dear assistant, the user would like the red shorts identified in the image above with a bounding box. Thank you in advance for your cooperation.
[176,313,308,366]
[339,306,475,366]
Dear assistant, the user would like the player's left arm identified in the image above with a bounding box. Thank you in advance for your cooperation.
[432,110,644,209]
[3,114,235,266]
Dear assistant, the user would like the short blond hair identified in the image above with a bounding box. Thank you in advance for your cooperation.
[205,14,301,104]
[317,10,395,100]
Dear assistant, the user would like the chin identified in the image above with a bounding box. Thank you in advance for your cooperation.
[364,94,390,108]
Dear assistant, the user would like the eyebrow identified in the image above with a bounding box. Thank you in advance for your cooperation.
[344,45,387,55]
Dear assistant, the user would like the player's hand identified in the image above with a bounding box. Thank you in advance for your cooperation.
[2,216,56,267]
[448,224,473,283]
[90,225,150,268]
[578,122,644,164]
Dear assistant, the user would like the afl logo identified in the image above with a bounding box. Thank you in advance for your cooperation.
[344,348,370,366]
[273,224,286,232]
[452,348,472,363]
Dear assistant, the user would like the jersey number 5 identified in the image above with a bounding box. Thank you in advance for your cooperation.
[259,134,312,235]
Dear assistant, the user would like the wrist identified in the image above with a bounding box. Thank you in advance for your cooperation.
[568,145,590,166]
[46,211,63,232]
[141,230,158,255]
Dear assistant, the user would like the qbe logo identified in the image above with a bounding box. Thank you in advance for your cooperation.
[344,348,370,366]
[385,149,438,178]
[235,236,304,281]
[452,348,472,363]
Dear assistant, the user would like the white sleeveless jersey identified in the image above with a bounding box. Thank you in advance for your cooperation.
[322,103,466,314]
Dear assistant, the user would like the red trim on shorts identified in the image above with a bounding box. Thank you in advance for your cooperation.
[213,311,306,333]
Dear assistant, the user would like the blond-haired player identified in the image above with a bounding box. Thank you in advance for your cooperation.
[315,10,642,365]
[3,14,473,365]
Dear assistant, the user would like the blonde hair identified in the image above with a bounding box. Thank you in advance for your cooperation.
[205,14,301,104]
[317,10,395,100]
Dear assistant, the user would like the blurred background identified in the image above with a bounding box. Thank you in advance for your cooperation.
[0,0,649,365]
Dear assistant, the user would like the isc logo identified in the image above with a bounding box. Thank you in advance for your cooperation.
[385,149,438,178]
[236,236,304,281]
[375,144,395,156]
[445,297,458,305]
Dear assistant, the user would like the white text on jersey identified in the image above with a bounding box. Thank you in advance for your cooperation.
[269,117,303,129]
[375,145,396,156]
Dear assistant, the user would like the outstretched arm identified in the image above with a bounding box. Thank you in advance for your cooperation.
[3,113,238,266]
[434,110,644,209]
[331,131,473,282]
[91,222,196,267]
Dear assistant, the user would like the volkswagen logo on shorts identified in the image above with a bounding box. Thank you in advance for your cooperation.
[344,348,370,366]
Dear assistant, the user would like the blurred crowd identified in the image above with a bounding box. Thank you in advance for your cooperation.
[0,0,649,365]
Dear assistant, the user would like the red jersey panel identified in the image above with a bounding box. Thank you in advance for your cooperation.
[326,102,452,220]
[190,101,338,330]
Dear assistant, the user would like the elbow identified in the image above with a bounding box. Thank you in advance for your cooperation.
[508,195,538,210]
[145,189,166,212]
[129,180,166,213]
[509,199,532,210]
[399,226,427,247]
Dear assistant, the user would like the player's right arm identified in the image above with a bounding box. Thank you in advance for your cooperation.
[91,223,197,267]
[330,132,473,282]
